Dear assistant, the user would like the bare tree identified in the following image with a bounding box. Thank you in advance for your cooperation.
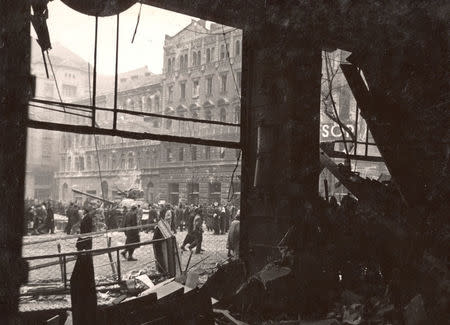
[321,51,356,155]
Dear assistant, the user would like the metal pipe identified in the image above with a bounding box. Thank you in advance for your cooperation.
[63,255,67,289]
[92,15,98,127]
[27,119,242,149]
[29,98,241,127]
[113,13,119,130]
[116,250,121,282]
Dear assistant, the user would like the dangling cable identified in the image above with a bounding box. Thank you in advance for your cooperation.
[131,2,142,44]
[89,16,105,200]
[46,51,66,112]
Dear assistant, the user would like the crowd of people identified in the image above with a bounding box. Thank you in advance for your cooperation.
[146,202,240,257]
[24,197,241,261]
[25,201,55,235]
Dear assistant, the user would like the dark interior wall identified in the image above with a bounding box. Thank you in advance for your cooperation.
[240,21,322,273]
[0,1,30,322]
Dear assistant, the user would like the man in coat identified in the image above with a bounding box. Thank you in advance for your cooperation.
[121,205,140,261]
[227,210,240,258]
[45,202,55,234]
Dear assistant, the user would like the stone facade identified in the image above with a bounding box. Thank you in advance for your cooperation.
[26,40,91,200]
[55,20,242,206]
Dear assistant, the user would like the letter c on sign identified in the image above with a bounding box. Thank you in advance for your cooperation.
[331,125,341,138]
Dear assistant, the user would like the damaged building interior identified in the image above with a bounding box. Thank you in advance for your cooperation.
[0,0,448,324]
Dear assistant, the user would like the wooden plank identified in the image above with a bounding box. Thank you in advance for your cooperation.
[213,309,249,325]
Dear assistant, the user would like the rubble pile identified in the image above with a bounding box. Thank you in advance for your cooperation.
[201,196,449,325]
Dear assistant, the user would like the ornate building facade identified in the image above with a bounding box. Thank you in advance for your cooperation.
[55,20,242,206]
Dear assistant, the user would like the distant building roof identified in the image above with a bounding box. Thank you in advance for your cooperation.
[31,38,89,72]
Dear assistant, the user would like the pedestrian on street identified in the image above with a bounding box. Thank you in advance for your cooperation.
[227,210,240,259]
[121,205,140,261]
[36,203,48,234]
[181,213,203,254]
[76,208,94,251]
[45,202,55,234]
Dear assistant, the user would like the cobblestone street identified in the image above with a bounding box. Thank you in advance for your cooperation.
[22,227,228,286]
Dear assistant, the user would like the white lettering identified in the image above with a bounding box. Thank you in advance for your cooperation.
[322,125,329,138]
[331,125,341,138]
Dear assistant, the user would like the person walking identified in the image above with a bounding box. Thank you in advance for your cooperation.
[121,205,140,261]
[45,202,55,234]
[227,210,240,258]
[181,213,203,254]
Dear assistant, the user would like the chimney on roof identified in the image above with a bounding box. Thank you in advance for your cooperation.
[197,20,207,28]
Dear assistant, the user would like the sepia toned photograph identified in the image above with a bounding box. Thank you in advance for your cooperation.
[0,1,448,324]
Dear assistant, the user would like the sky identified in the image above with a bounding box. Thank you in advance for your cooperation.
[31,1,199,75]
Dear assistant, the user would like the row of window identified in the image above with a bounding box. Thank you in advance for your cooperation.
[166,181,240,205]
[119,95,160,113]
[61,147,240,172]
[64,73,76,79]
[62,151,158,172]
[166,146,239,162]
[166,40,241,73]
[167,71,241,103]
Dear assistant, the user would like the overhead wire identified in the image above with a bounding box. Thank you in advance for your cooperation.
[131,1,143,43]
[88,15,106,200]
[46,51,66,112]
[29,103,91,119]
[221,25,242,203]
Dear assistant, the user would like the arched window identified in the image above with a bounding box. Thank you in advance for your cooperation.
[197,50,201,65]
[235,39,241,56]
[205,110,212,121]
[137,97,143,111]
[128,152,135,169]
[154,96,160,112]
[220,108,227,122]
[146,96,152,112]
[180,56,184,70]
[193,52,197,66]
[67,156,72,171]
[165,118,172,129]
[145,149,151,168]
[184,54,188,68]
[101,181,109,199]
[146,181,154,203]
[168,57,172,72]
[86,155,92,170]
[111,154,117,170]
[136,151,142,169]
[120,154,126,169]
[127,98,135,110]
[220,44,225,60]
[62,183,68,202]
[206,48,211,63]
[235,105,241,123]
[102,154,107,169]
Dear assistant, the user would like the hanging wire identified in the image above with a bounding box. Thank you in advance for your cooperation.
[221,25,241,99]
[131,2,143,43]
[28,103,90,119]
[227,149,241,202]
[221,25,242,203]
[46,51,66,112]
[89,15,105,200]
